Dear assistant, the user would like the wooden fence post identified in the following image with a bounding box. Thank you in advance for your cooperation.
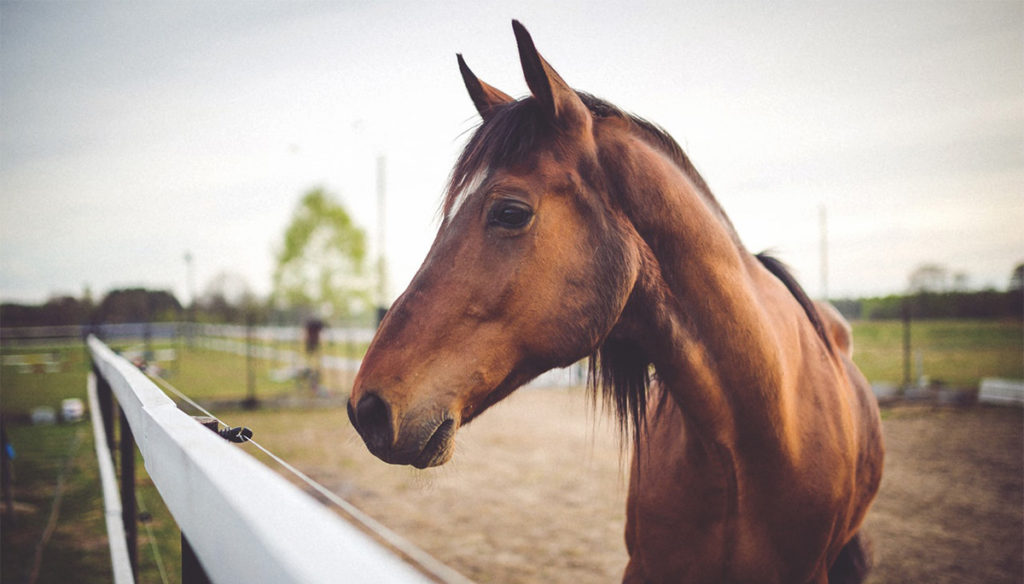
[94,363,116,464]
[182,537,213,584]
[118,404,138,581]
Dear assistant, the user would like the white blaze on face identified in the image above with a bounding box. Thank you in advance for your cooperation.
[445,168,489,225]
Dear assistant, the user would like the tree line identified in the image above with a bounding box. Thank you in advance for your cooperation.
[831,289,1022,321]
[3,285,1020,329]
[0,289,182,328]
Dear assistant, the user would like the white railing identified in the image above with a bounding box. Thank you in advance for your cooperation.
[87,335,444,583]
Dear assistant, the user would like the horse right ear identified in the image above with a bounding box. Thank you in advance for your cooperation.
[512,20,590,131]
[458,54,514,121]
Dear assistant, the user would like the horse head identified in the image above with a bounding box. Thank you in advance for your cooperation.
[348,21,645,468]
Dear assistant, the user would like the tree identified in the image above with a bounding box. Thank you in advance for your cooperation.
[0,296,91,327]
[198,271,258,323]
[1010,262,1024,292]
[272,188,372,319]
[907,263,949,294]
[93,289,182,323]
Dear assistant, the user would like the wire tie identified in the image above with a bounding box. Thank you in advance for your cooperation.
[218,426,254,443]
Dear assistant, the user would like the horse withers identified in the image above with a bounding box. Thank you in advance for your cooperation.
[348,21,883,584]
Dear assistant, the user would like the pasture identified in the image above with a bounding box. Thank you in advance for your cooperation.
[1,320,1021,582]
[851,319,1023,388]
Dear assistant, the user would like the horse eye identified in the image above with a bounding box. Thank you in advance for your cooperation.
[489,202,533,229]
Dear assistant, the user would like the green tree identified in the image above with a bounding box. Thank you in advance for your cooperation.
[93,289,182,323]
[272,188,372,319]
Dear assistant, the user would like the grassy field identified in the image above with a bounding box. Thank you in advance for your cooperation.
[1,345,180,584]
[0,338,358,584]
[850,319,1023,388]
[0,319,1020,582]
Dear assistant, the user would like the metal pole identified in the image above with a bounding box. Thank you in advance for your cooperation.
[902,297,912,390]
[244,315,258,409]
[118,404,138,580]
[819,204,829,301]
[185,251,195,348]
[376,154,388,326]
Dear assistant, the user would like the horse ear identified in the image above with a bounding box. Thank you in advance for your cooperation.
[458,54,514,121]
[512,20,589,129]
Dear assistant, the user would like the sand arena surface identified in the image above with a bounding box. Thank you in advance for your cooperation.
[248,388,1023,583]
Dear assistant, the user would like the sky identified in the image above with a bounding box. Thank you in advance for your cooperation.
[2,1,1022,309]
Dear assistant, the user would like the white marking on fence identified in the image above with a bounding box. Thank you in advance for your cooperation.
[87,372,135,584]
[88,336,440,584]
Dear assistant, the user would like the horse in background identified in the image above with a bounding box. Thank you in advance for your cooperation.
[349,21,883,584]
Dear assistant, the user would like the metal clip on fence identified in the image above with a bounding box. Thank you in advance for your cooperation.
[218,426,253,443]
[192,416,254,443]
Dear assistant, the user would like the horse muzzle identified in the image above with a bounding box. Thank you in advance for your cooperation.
[347,393,458,469]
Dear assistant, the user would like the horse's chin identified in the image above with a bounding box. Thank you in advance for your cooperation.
[411,418,458,469]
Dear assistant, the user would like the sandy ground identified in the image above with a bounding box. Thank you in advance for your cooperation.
[246,388,1023,583]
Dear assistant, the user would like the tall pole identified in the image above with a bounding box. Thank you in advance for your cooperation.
[184,251,196,347]
[819,204,829,301]
[376,154,388,325]
[902,297,912,390]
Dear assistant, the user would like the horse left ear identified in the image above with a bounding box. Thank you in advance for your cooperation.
[458,54,514,121]
[512,20,590,130]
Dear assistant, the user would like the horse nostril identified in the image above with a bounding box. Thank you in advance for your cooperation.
[353,393,393,454]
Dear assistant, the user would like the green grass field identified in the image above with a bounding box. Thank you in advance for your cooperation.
[850,319,1023,387]
[1,345,180,584]
[0,319,1020,582]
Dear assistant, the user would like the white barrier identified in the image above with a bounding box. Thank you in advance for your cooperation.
[978,378,1024,406]
[87,336,437,584]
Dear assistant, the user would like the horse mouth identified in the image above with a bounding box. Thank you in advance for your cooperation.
[413,418,457,469]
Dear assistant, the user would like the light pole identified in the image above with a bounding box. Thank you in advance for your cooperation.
[184,251,195,347]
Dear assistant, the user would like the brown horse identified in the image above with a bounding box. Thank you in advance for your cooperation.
[349,21,883,584]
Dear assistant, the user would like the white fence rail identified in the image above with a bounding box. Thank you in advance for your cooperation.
[88,335,438,583]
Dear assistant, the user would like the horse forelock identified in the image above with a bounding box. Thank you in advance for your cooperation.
[443,98,549,221]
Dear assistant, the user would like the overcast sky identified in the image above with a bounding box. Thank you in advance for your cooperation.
[2,1,1021,309]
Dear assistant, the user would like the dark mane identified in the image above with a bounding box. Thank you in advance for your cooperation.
[755,253,834,352]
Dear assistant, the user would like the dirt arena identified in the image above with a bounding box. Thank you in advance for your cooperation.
[248,388,1023,583]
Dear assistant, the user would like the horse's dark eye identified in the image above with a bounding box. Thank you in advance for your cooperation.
[489,202,533,229]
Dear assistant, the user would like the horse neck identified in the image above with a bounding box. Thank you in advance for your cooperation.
[602,133,797,450]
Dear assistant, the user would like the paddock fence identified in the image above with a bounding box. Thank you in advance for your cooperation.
[2,322,587,391]
[87,334,467,583]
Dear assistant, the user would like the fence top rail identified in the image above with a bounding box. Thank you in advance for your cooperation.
[87,335,436,584]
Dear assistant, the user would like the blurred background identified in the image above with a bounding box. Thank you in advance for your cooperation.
[1,2,1021,583]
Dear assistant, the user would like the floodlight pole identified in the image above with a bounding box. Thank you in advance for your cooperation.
[376,154,388,326]
[819,205,829,301]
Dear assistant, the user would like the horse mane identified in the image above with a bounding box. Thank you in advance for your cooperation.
[755,253,833,353]
[446,92,833,439]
